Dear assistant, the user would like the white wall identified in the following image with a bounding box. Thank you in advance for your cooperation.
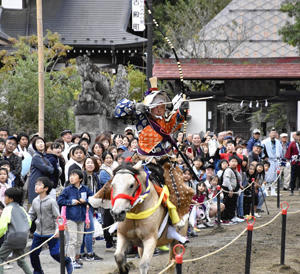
[2,0,23,9]
[186,101,207,134]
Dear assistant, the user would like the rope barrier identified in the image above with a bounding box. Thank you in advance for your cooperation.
[158,260,175,274]
[0,221,114,266]
[192,182,255,206]
[183,228,247,263]
[0,233,57,266]
[269,170,282,188]
[68,222,114,234]
[192,190,222,206]
[222,181,255,194]
[253,211,281,230]
[157,207,300,272]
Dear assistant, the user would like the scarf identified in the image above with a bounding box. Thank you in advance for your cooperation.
[263,138,282,159]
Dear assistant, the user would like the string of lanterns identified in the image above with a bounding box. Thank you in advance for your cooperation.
[67,49,139,54]
[240,99,268,108]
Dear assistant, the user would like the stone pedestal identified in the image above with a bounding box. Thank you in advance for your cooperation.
[75,114,126,140]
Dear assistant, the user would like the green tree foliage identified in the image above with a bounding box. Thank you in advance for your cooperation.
[0,31,81,140]
[152,0,231,57]
[127,64,147,101]
[248,104,288,133]
[279,0,300,50]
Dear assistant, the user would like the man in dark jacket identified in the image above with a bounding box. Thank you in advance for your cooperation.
[247,128,261,153]
[248,142,263,163]
[2,136,23,188]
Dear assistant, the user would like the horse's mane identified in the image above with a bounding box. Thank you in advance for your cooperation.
[113,163,140,176]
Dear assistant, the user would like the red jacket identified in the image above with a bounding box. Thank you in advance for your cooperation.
[219,152,243,172]
[285,141,300,166]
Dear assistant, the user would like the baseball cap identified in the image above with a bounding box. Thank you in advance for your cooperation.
[117,145,127,151]
[6,136,18,143]
[204,163,214,170]
[253,142,263,148]
[60,129,72,137]
[280,133,288,138]
[253,129,260,134]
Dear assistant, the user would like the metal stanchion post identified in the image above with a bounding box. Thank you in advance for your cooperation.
[245,216,256,274]
[277,169,281,209]
[216,185,221,227]
[280,202,289,265]
[251,178,255,216]
[56,216,66,274]
[173,244,185,274]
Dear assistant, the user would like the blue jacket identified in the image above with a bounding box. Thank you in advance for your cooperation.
[28,152,54,203]
[99,169,112,185]
[45,153,60,188]
[247,137,261,153]
[57,184,93,222]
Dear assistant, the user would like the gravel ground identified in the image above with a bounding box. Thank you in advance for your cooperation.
[8,190,300,274]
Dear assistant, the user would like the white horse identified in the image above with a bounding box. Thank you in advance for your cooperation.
[91,162,187,274]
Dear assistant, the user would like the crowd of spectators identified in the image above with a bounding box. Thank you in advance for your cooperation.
[0,125,298,272]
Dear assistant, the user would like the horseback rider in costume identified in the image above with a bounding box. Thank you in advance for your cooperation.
[114,77,194,227]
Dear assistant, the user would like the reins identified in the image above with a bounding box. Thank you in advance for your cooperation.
[111,165,168,220]
[111,166,151,207]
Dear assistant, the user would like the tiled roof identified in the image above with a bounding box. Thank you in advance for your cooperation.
[0,0,146,47]
[185,0,299,58]
[153,57,300,80]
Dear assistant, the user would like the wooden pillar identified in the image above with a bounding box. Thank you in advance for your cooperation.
[36,0,44,138]
[146,0,153,87]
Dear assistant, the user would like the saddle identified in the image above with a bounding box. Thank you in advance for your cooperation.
[90,161,194,222]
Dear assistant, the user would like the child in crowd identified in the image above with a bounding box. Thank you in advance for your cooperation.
[176,154,185,170]
[29,177,73,274]
[0,139,5,157]
[58,169,93,269]
[183,168,196,192]
[221,156,242,224]
[207,176,225,220]
[236,156,249,219]
[255,163,266,216]
[217,159,229,180]
[264,160,276,196]
[192,157,204,180]
[189,182,210,231]
[0,161,15,187]
[244,164,256,216]
[0,202,4,247]
[0,168,9,205]
[0,188,32,274]
[116,155,125,166]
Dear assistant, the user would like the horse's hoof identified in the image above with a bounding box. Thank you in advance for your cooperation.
[118,262,136,274]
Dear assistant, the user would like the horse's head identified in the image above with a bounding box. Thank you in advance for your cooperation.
[110,161,145,222]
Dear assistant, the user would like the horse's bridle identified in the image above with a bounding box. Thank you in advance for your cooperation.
[110,169,145,207]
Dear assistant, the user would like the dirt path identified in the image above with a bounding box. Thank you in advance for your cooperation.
[11,191,300,274]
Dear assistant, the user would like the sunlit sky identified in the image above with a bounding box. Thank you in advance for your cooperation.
[2,0,23,9]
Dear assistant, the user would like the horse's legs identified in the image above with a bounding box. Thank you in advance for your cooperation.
[114,234,129,274]
[138,246,143,258]
[139,237,156,274]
